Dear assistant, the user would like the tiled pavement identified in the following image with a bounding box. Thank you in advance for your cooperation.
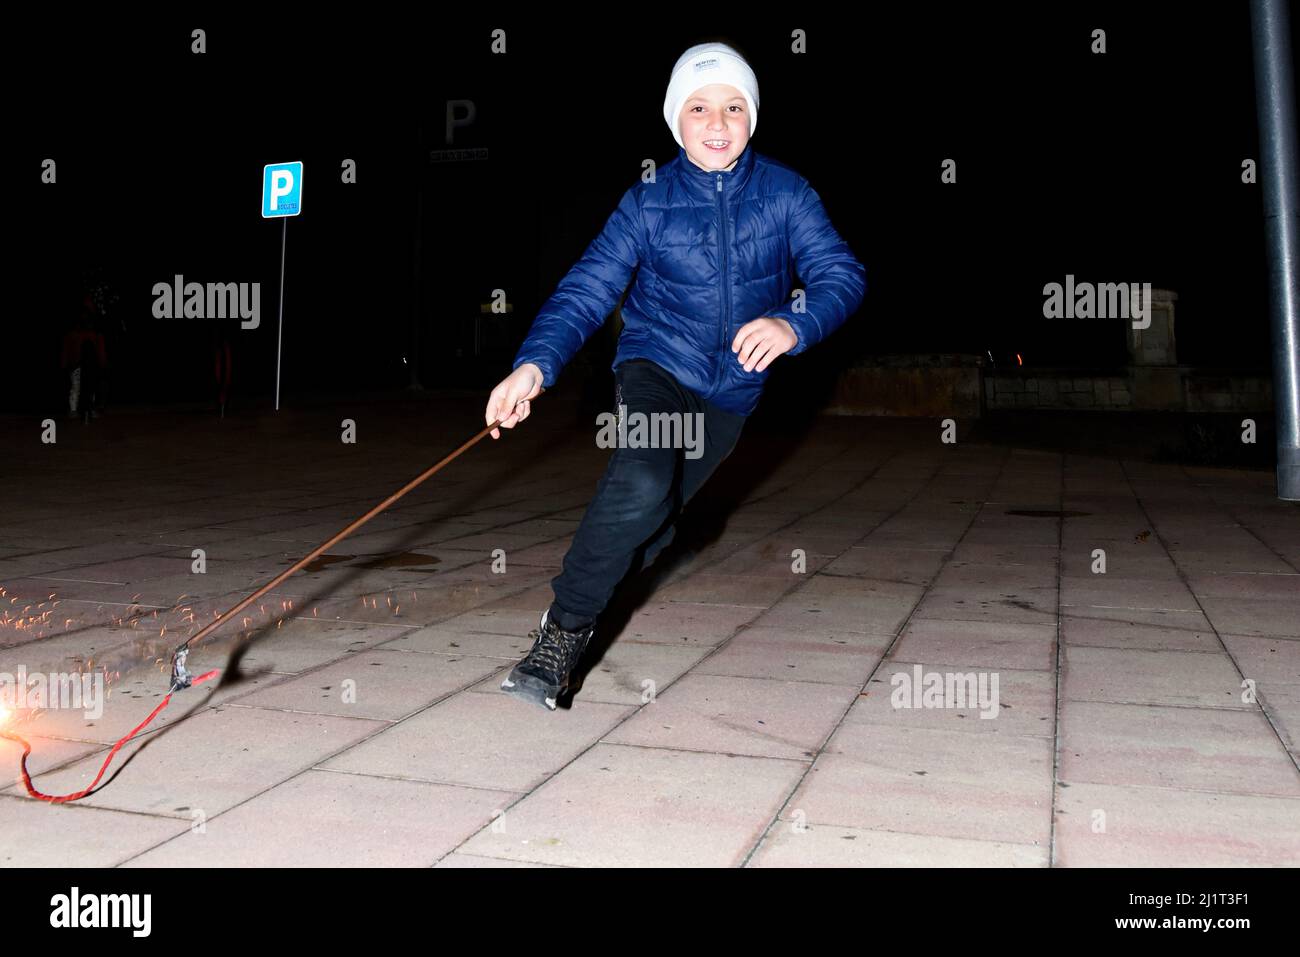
[1,395,1298,867]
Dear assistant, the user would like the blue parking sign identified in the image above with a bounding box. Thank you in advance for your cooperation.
[262,161,303,218]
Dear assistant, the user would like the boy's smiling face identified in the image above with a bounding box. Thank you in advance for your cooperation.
[679,84,750,172]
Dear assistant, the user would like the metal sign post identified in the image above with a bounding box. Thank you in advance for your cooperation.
[261,161,304,411]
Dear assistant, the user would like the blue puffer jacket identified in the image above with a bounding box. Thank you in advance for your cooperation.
[512,145,867,415]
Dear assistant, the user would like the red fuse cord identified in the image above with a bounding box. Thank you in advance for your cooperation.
[2,669,220,803]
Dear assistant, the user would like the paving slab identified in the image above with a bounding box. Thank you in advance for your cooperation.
[1052,782,1300,866]
[122,770,510,867]
[853,663,1055,737]
[693,625,887,686]
[6,706,386,817]
[456,742,808,867]
[789,722,1054,846]
[750,820,1047,867]
[889,618,1056,671]
[229,648,505,720]
[320,691,635,792]
[0,795,194,867]
[1059,699,1300,797]
[603,673,857,760]
[1061,646,1250,709]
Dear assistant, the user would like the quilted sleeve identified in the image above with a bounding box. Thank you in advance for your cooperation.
[512,186,643,386]
[764,178,866,356]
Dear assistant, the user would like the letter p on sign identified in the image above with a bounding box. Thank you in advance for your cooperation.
[262,161,304,218]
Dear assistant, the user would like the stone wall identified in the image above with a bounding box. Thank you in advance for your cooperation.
[822,290,1272,416]
[986,374,1132,410]
[824,355,982,417]
[985,369,1271,413]
[1183,375,1274,412]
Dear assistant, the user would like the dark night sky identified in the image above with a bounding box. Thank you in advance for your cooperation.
[9,5,1273,411]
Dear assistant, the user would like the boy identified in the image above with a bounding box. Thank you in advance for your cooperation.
[486,41,866,711]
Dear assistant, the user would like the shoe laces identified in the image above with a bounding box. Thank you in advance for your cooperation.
[523,621,587,681]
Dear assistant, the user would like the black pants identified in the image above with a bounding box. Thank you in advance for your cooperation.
[549,359,746,631]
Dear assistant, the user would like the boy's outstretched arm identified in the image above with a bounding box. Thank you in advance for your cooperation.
[762,179,867,356]
[511,187,643,388]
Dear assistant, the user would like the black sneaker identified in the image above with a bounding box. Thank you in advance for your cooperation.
[500,610,594,711]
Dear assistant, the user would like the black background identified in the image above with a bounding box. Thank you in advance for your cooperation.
[8,4,1271,412]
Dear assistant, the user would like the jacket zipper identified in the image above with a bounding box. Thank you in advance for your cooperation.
[713,174,730,394]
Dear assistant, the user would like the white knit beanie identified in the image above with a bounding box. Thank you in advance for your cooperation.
[663,42,759,149]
